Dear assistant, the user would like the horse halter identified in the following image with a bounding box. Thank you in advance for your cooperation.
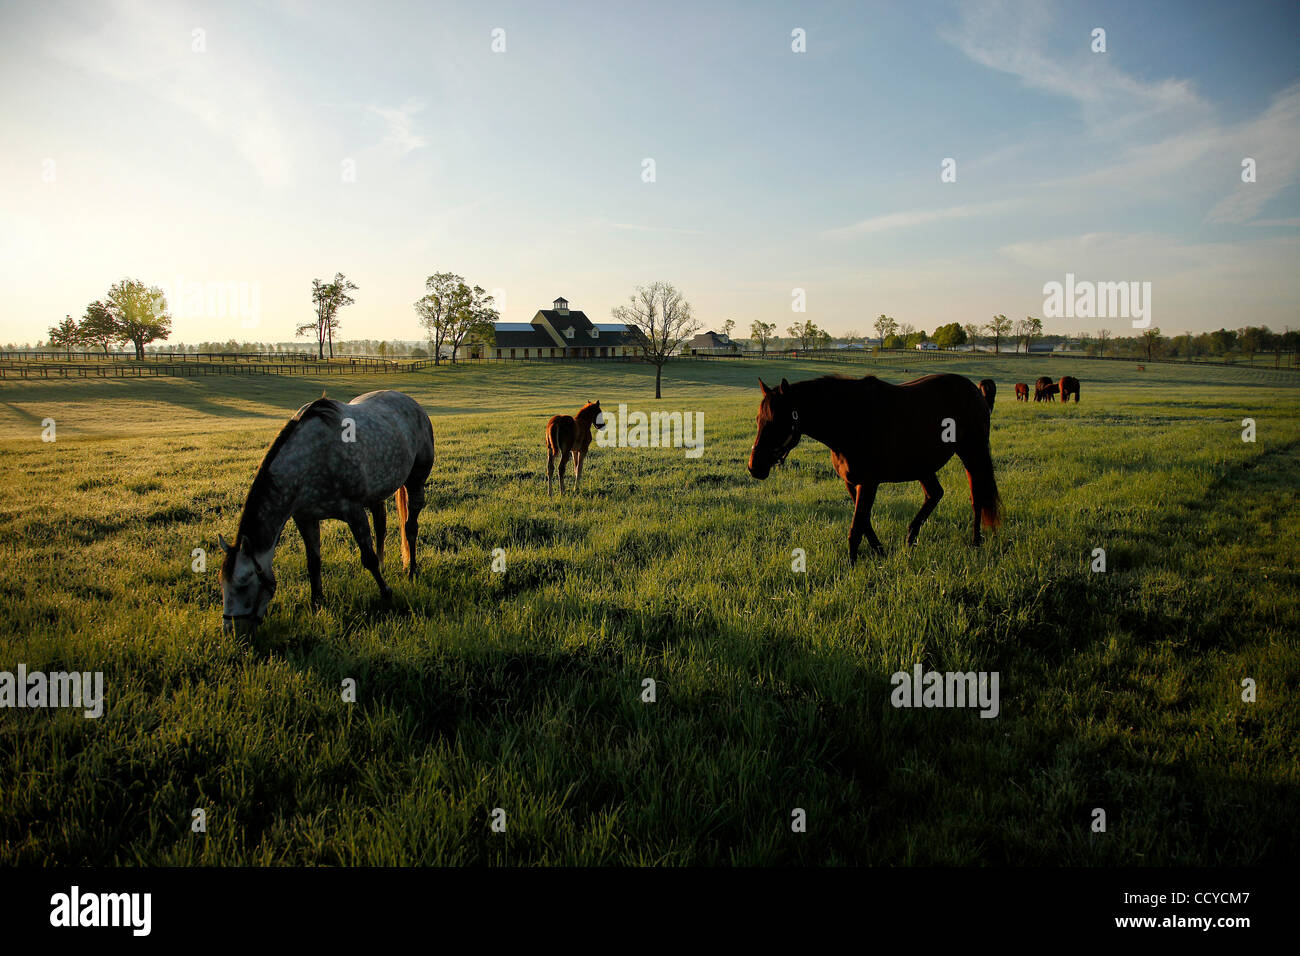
[222,554,277,624]
[772,408,801,467]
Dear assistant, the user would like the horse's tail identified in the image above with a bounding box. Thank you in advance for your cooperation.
[396,486,411,566]
[965,438,1002,529]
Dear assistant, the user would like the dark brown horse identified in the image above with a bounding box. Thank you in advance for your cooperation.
[748,374,1001,562]
[546,400,605,496]
[1034,376,1057,402]
[978,379,996,410]
[1014,382,1029,402]
[1058,376,1080,403]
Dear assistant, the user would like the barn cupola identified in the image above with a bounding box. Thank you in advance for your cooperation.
[553,296,569,315]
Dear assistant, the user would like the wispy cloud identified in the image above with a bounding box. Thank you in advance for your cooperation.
[46,0,294,187]
[822,199,1023,239]
[1204,85,1300,224]
[942,0,1208,136]
[944,2,1299,227]
[607,221,704,236]
[367,99,427,156]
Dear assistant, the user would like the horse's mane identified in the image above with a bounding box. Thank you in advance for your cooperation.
[222,397,340,578]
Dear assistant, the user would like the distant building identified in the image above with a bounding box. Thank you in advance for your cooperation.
[690,331,736,352]
[487,297,647,360]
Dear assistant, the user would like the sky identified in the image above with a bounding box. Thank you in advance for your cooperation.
[1,0,1297,345]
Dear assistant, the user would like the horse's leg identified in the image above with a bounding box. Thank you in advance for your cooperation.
[294,516,324,610]
[547,451,555,496]
[573,450,583,492]
[849,482,882,564]
[906,473,944,547]
[345,505,392,603]
[558,450,571,496]
[370,501,387,565]
[401,481,426,580]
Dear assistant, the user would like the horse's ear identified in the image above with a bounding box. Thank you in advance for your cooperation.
[758,378,770,394]
[779,378,791,393]
[218,533,233,555]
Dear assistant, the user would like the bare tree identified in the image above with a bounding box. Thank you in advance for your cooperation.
[297,273,357,359]
[613,281,701,399]
[1097,328,1111,357]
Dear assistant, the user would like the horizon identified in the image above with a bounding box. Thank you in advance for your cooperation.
[3,0,1298,345]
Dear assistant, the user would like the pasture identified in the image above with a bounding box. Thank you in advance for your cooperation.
[1,355,1297,865]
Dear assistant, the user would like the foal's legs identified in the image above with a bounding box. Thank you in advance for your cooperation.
[345,505,392,602]
[573,450,584,492]
[370,501,387,564]
[557,450,571,496]
[849,482,883,564]
[547,452,556,496]
[906,473,944,546]
[294,516,324,610]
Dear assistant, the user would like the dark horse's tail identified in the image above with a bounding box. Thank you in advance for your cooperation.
[964,426,1002,530]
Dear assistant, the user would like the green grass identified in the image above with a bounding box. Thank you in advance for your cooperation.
[1,355,1297,865]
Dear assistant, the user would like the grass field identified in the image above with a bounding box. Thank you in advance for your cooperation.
[1,354,1297,865]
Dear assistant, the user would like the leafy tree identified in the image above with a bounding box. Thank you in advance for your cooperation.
[750,320,776,354]
[106,278,172,359]
[785,320,823,350]
[1209,328,1237,355]
[873,314,898,344]
[985,314,1012,354]
[1013,316,1043,353]
[447,284,498,364]
[612,281,701,399]
[721,318,735,340]
[48,315,80,350]
[414,272,468,366]
[932,322,966,348]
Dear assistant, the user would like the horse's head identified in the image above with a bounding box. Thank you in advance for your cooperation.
[748,378,800,480]
[580,400,605,430]
[218,533,276,637]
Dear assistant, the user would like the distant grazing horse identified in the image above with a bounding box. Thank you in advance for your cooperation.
[1034,376,1058,402]
[1014,383,1030,402]
[748,375,1001,562]
[1058,376,1080,403]
[978,379,997,410]
[547,401,605,496]
[219,390,435,636]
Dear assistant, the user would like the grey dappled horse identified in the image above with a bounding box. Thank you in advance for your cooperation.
[219,390,435,635]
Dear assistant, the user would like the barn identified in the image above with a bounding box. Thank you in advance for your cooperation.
[488,297,647,360]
